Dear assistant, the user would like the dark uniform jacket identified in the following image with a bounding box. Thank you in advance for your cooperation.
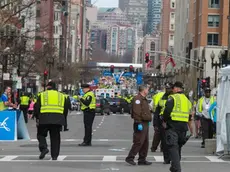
[64,95,71,117]
[34,89,68,125]
[163,92,192,132]
[131,93,152,123]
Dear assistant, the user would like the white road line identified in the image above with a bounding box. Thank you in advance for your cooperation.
[96,126,100,128]
[57,156,67,161]
[0,156,18,161]
[205,156,225,162]
[99,139,109,141]
[154,156,164,162]
[93,129,96,132]
[102,156,117,162]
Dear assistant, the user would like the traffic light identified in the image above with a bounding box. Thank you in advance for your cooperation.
[201,79,206,89]
[110,65,114,73]
[145,53,149,63]
[44,70,48,80]
[129,65,134,72]
[205,77,210,88]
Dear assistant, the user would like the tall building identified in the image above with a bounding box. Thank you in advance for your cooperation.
[147,0,161,34]
[190,0,229,86]
[160,0,175,53]
[97,8,130,25]
[106,24,135,57]
[119,0,129,12]
[126,0,148,31]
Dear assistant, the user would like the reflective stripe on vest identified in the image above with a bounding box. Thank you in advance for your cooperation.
[40,90,65,114]
[81,91,96,110]
[169,94,192,122]
[159,99,167,115]
[152,92,165,112]
[0,100,7,111]
[20,96,30,105]
[198,96,215,115]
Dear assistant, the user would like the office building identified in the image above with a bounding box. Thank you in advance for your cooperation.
[147,0,161,34]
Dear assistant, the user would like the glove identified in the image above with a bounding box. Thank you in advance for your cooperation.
[137,124,143,131]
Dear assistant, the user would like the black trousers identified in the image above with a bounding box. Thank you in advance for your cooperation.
[83,110,95,144]
[64,115,68,130]
[21,107,28,123]
[37,124,61,159]
[160,127,170,162]
[165,129,186,172]
[201,118,213,145]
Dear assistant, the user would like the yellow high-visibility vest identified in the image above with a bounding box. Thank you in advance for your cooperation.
[159,99,167,115]
[20,96,30,105]
[198,96,215,115]
[152,92,165,112]
[81,91,96,110]
[169,93,192,122]
[40,90,65,114]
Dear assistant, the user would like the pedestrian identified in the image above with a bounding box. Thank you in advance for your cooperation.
[34,81,67,160]
[162,81,192,172]
[78,84,96,146]
[0,86,17,110]
[19,92,30,123]
[125,85,152,166]
[28,97,35,119]
[153,82,173,164]
[197,87,215,148]
[62,92,71,131]
[150,90,164,152]
[208,100,217,136]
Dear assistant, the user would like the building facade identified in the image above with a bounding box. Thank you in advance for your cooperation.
[119,0,129,12]
[147,0,161,34]
[190,0,229,87]
[106,24,135,57]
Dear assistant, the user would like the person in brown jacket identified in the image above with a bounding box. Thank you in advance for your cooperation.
[125,85,152,166]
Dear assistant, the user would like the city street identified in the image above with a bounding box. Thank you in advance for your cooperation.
[0,111,230,172]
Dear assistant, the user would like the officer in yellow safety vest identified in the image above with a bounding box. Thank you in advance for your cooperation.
[153,82,173,164]
[78,84,96,146]
[196,87,215,148]
[162,81,192,172]
[150,91,165,152]
[34,81,67,160]
[19,92,30,123]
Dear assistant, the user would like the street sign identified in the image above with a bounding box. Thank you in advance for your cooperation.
[3,73,10,80]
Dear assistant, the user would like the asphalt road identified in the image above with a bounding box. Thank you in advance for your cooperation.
[0,111,230,172]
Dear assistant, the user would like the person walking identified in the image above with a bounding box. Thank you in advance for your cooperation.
[19,92,30,123]
[125,85,152,166]
[162,81,192,172]
[78,84,96,146]
[34,81,67,160]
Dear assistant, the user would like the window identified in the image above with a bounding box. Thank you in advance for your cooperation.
[54,12,59,21]
[208,0,220,8]
[171,0,175,8]
[170,24,174,30]
[170,35,174,41]
[150,42,155,51]
[36,23,40,31]
[172,2,175,8]
[171,12,175,19]
[207,33,219,45]
[208,15,220,27]
[36,9,40,17]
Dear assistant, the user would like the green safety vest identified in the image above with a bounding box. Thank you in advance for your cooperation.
[40,90,65,114]
[81,91,96,111]
[152,92,165,112]
[198,96,215,116]
[169,93,192,122]
[20,96,30,105]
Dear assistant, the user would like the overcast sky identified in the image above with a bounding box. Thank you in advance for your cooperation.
[92,0,118,7]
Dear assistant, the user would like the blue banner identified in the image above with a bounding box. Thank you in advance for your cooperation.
[0,111,17,141]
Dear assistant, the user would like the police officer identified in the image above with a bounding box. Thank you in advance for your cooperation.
[153,82,173,164]
[162,81,192,172]
[34,81,67,160]
[151,90,164,152]
[78,84,96,146]
[125,85,152,166]
[19,92,30,123]
[62,91,71,132]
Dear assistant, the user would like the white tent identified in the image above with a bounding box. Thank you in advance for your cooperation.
[216,66,230,152]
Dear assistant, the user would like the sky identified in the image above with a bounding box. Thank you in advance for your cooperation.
[92,0,118,7]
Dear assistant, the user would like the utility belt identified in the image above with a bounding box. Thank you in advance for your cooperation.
[83,108,95,112]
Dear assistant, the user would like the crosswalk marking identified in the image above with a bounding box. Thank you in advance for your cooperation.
[0,156,18,161]
[0,155,227,163]
[102,156,117,162]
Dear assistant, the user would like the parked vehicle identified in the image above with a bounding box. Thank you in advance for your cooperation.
[70,97,79,111]
[108,98,124,114]
[95,98,110,115]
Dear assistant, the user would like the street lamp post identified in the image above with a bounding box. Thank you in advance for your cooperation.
[210,51,221,87]
[47,57,54,79]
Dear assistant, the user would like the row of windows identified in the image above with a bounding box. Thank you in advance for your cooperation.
[207,33,218,45]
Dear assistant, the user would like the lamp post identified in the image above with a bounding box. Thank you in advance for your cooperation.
[47,57,54,79]
[210,51,221,87]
